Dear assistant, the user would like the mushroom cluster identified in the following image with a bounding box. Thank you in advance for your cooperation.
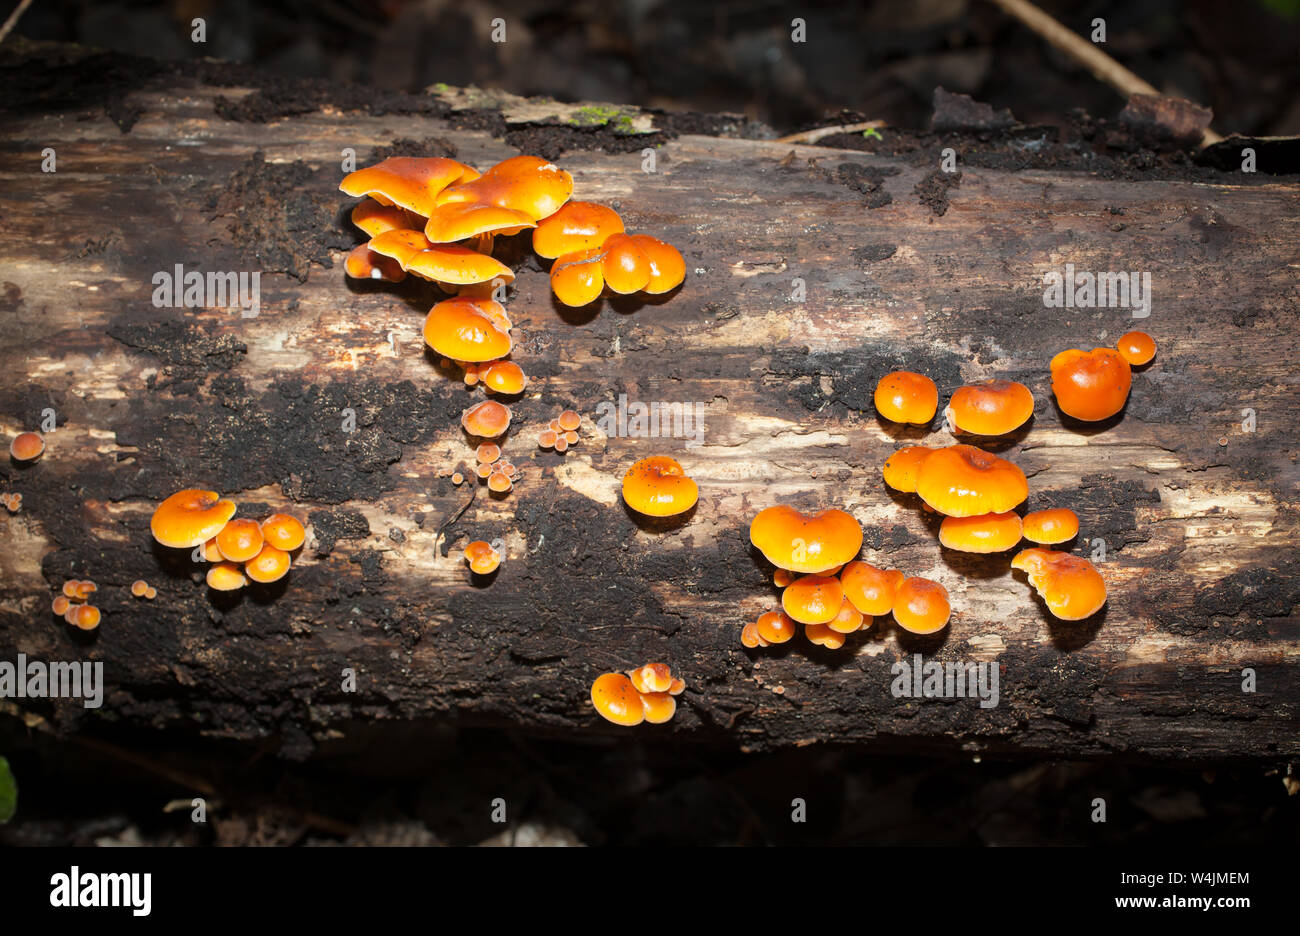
[1,492,20,513]
[150,489,305,593]
[130,579,157,600]
[536,409,582,453]
[53,580,101,631]
[744,505,953,647]
[590,663,686,726]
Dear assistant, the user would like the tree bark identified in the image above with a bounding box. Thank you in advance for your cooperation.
[1,43,1297,763]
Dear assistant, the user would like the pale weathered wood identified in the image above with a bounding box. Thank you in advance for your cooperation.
[0,45,1297,762]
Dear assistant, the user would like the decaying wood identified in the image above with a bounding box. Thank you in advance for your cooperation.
[0,44,1297,763]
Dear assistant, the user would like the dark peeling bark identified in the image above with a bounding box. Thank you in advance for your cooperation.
[0,43,1297,764]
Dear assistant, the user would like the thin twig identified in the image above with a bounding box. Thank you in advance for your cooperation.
[0,0,35,46]
[986,0,1222,145]
[775,120,886,145]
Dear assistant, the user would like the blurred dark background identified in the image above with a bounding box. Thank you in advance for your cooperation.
[11,0,1300,135]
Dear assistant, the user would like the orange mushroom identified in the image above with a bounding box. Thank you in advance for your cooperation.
[914,445,1028,517]
[1116,330,1156,366]
[749,505,863,575]
[486,471,513,493]
[755,609,799,644]
[70,605,101,631]
[557,410,581,432]
[480,361,527,395]
[464,540,502,575]
[9,431,45,462]
[461,400,512,439]
[741,620,770,648]
[826,597,866,634]
[72,580,97,601]
[151,489,238,549]
[773,568,795,588]
[945,380,1034,435]
[781,574,844,625]
[891,577,952,635]
[627,235,685,293]
[131,580,149,598]
[367,228,436,268]
[599,233,652,294]
[350,201,421,237]
[537,429,558,449]
[1011,548,1107,620]
[882,446,935,494]
[245,545,291,584]
[621,456,698,517]
[437,155,574,222]
[339,156,480,217]
[532,201,624,259]
[804,622,846,649]
[1050,348,1133,421]
[145,586,157,600]
[405,243,516,286]
[424,297,513,363]
[639,691,677,724]
[215,518,265,564]
[939,511,1024,553]
[475,442,501,464]
[590,672,645,727]
[344,244,407,283]
[874,372,938,425]
[1022,508,1079,545]
[206,561,248,592]
[261,513,306,552]
[550,247,605,307]
[51,595,70,616]
[423,202,535,244]
[839,561,905,616]
[627,663,673,694]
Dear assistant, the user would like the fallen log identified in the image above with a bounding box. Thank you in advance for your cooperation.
[1,42,1297,763]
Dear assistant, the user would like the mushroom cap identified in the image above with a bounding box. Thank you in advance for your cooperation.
[339,157,480,217]
[245,544,291,584]
[557,410,581,432]
[773,568,795,587]
[627,663,673,694]
[939,511,1024,553]
[550,247,605,306]
[344,244,407,283]
[215,517,265,563]
[1050,348,1133,421]
[71,605,101,631]
[202,537,224,562]
[475,442,501,464]
[749,505,863,575]
[9,431,45,462]
[945,380,1035,436]
[464,540,501,575]
[826,596,866,634]
[437,155,574,221]
[423,202,536,244]
[627,235,685,294]
[261,513,306,552]
[874,371,939,425]
[1022,508,1079,544]
[424,297,513,362]
[590,672,645,726]
[892,577,952,635]
[350,201,421,237]
[1117,330,1157,366]
[914,445,1028,517]
[839,560,905,616]
[487,471,513,493]
[741,620,770,648]
[1011,548,1107,620]
[151,489,238,549]
[461,400,512,439]
[804,621,846,649]
[639,691,677,724]
[405,244,515,286]
[205,561,248,591]
[621,456,699,517]
[481,361,527,395]
[131,580,148,597]
[882,445,935,494]
[781,574,845,625]
[599,233,652,295]
[51,595,70,615]
[367,228,435,268]
[755,610,798,644]
[532,200,625,259]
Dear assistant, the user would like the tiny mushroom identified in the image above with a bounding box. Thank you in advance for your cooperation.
[1116,330,1157,366]
[621,456,699,518]
[590,672,646,727]
[826,597,866,635]
[741,620,770,648]
[215,518,265,564]
[1050,348,1133,422]
[945,380,1035,436]
[874,372,938,425]
[749,505,863,575]
[130,580,149,598]
[480,361,527,396]
[151,489,238,549]
[891,577,952,635]
[804,622,846,649]
[1022,508,1080,545]
[914,445,1028,517]
[461,400,512,439]
[9,431,45,462]
[639,692,677,725]
[938,511,1025,553]
[245,545,292,584]
[261,514,306,552]
[206,561,248,592]
[532,201,624,259]
[755,610,799,644]
[627,663,673,694]
[839,561,905,616]
[464,540,502,575]
[51,595,70,616]
[70,605,101,631]
[781,574,845,625]
[1011,548,1107,620]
